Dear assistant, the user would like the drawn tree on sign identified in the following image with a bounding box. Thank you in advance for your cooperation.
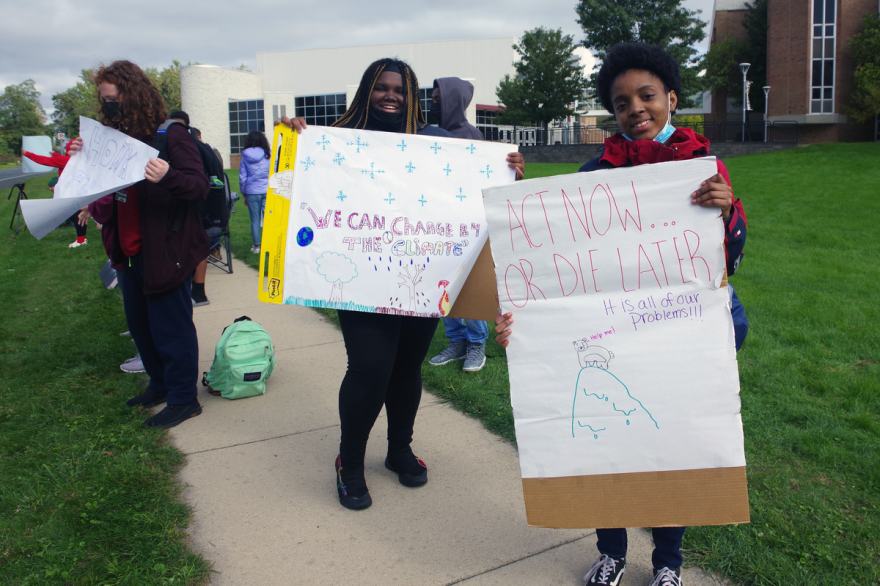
[316,252,358,303]
[397,263,426,311]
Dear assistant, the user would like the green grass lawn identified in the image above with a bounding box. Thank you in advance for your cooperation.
[2,145,878,585]
[684,144,880,584]
[0,181,210,584]
[232,147,880,583]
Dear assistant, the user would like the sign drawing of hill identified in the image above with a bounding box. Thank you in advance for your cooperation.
[571,363,659,439]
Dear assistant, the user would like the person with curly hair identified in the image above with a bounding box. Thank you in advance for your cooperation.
[495,43,747,586]
[281,58,525,512]
[238,130,271,254]
[72,60,210,429]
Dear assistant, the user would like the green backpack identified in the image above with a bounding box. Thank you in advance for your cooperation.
[203,316,275,400]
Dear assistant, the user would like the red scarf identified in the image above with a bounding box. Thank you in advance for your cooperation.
[599,127,711,167]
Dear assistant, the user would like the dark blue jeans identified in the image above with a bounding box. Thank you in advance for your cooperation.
[120,253,199,405]
[596,526,685,570]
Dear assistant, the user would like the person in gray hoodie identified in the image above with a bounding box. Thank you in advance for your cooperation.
[238,130,271,253]
[427,77,522,373]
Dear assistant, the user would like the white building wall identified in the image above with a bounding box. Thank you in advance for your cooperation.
[180,65,262,166]
[257,37,518,111]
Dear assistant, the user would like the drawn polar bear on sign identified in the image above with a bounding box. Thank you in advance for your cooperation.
[572,338,614,370]
[570,340,657,438]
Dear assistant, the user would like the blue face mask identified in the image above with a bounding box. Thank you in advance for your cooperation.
[622,94,675,143]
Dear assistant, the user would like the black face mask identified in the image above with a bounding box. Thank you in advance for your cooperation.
[367,106,405,132]
[427,101,442,125]
[104,101,122,122]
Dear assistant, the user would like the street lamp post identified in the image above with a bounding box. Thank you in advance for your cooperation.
[739,63,750,142]
[763,86,771,142]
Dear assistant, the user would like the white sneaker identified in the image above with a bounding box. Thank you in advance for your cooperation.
[68,239,87,248]
[250,245,261,254]
[120,354,145,374]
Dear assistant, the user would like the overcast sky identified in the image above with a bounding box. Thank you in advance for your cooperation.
[2,0,714,115]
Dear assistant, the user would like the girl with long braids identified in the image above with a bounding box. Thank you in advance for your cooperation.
[282,58,524,510]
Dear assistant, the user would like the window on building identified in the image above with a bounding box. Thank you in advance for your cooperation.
[229,100,265,155]
[476,109,500,140]
[294,94,347,127]
[810,0,835,114]
[419,88,433,120]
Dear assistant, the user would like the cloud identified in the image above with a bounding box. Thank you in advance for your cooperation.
[1,0,712,114]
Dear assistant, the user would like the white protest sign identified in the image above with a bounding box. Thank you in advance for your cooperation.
[21,116,158,240]
[21,136,53,174]
[274,126,516,316]
[483,158,745,480]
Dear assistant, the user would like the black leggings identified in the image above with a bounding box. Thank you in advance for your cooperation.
[337,310,439,462]
[67,212,87,237]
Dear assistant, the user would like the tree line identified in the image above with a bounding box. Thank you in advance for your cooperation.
[0,60,202,155]
[496,0,878,130]
[3,1,877,155]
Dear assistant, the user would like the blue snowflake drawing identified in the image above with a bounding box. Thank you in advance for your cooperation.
[300,156,315,171]
[347,136,369,153]
[316,135,330,150]
[333,152,345,166]
[406,161,416,174]
[480,165,493,179]
[384,193,395,205]
[361,162,385,179]
[430,142,442,154]
[418,195,427,207]
[456,188,466,202]
[466,143,477,154]
[396,139,408,152]
[443,164,452,176]
[337,191,347,202]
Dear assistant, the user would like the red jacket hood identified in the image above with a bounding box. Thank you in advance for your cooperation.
[600,127,711,167]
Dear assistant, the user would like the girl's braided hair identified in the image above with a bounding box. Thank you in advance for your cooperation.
[332,58,425,134]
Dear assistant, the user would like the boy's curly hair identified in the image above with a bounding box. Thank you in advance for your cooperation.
[596,43,682,114]
[94,60,167,138]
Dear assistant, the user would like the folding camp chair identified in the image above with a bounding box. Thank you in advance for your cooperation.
[207,173,234,274]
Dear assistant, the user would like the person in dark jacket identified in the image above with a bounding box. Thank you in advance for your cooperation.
[76,60,209,429]
[427,77,492,372]
[494,43,747,586]
[281,58,524,512]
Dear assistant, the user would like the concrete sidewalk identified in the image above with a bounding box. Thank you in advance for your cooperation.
[164,256,726,586]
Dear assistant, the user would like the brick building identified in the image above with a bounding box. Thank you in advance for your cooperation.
[710,0,878,142]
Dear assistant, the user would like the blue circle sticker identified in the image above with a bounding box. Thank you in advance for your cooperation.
[296,227,314,247]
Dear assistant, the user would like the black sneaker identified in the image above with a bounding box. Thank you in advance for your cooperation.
[384,445,428,487]
[649,567,681,586]
[126,388,168,408]
[335,455,372,510]
[143,401,202,429]
[583,554,626,585]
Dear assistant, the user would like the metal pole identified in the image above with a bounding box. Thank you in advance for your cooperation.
[740,63,750,142]
[763,86,771,142]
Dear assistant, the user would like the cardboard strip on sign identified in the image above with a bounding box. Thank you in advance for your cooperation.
[447,239,499,321]
[522,466,749,529]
